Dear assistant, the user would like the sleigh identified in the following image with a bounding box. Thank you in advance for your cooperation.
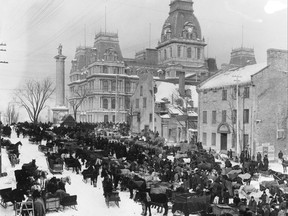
[172,193,210,216]
[212,204,238,216]
[46,157,63,174]
[105,190,120,208]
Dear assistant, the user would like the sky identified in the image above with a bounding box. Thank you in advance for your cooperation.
[0,0,287,121]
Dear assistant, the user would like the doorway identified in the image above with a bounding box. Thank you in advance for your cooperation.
[220,133,227,151]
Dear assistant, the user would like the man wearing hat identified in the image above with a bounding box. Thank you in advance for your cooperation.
[248,196,257,213]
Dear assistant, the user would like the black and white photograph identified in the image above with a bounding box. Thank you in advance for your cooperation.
[0,0,287,215]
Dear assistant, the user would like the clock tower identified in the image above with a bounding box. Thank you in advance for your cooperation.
[157,0,208,84]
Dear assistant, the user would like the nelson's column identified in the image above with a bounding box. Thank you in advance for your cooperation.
[52,44,68,124]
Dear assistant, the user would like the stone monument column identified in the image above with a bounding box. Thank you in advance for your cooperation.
[52,44,69,124]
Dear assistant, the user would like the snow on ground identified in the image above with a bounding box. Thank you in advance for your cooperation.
[0,130,285,216]
[0,131,149,216]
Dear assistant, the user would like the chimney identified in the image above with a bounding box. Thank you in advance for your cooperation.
[178,71,185,97]
[267,48,288,71]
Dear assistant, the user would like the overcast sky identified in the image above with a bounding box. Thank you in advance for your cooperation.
[0,0,287,121]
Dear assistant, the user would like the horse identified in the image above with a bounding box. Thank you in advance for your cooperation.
[6,141,22,158]
[281,158,288,173]
[64,158,82,174]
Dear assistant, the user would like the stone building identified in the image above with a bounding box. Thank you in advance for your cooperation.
[197,48,288,160]
[68,32,138,122]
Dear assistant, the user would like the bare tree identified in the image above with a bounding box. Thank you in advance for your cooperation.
[68,87,88,121]
[4,103,19,125]
[15,78,55,124]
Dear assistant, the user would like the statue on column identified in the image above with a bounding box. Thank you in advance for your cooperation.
[58,44,63,55]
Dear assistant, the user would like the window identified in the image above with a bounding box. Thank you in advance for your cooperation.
[243,134,249,149]
[111,98,116,109]
[104,115,109,122]
[177,46,181,57]
[197,47,201,59]
[212,133,216,146]
[103,66,108,73]
[125,98,130,109]
[244,87,250,98]
[243,109,249,124]
[125,82,131,93]
[212,111,217,124]
[222,89,227,100]
[113,67,119,74]
[149,113,152,122]
[143,97,147,108]
[170,47,173,58]
[164,49,167,60]
[102,80,108,91]
[203,111,207,123]
[111,81,116,91]
[232,109,237,124]
[222,110,226,122]
[136,99,139,108]
[103,98,108,109]
[140,86,143,96]
[277,129,285,139]
[202,132,207,145]
[187,47,192,58]
[112,115,115,122]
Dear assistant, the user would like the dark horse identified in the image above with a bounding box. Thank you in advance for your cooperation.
[133,180,169,216]
[6,141,22,158]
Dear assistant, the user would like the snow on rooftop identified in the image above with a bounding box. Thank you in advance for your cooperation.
[200,62,268,90]
[155,81,198,106]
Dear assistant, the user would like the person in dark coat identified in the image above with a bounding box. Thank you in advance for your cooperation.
[233,193,241,206]
[248,196,257,213]
[263,155,269,171]
[32,190,46,216]
[278,150,283,160]
[257,152,262,163]
[225,159,232,168]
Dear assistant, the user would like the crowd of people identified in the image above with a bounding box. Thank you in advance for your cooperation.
[4,121,288,216]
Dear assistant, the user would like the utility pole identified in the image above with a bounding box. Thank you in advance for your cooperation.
[233,75,242,156]
[0,43,8,64]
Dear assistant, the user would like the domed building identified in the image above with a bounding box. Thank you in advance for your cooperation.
[157,0,209,95]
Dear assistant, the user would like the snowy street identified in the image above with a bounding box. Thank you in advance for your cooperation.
[0,131,147,216]
[0,130,286,216]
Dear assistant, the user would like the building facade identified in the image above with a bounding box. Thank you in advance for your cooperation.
[197,49,288,160]
[157,0,209,86]
[68,32,138,123]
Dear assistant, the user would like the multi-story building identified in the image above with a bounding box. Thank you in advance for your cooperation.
[197,48,288,160]
[157,0,210,89]
[68,32,138,122]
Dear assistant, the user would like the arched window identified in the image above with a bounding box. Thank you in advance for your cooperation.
[111,81,116,91]
[111,98,116,109]
[170,47,173,58]
[187,47,192,58]
[164,49,167,60]
[103,98,108,109]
